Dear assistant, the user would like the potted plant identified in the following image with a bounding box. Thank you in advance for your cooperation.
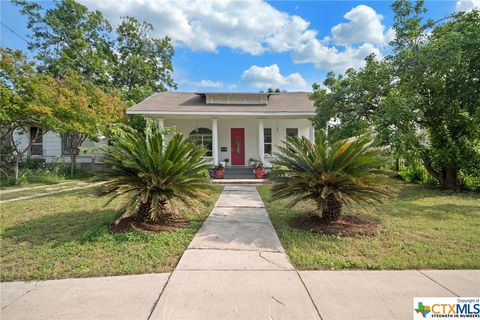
[214,163,225,179]
[252,161,265,179]
[249,157,258,168]
[224,158,230,167]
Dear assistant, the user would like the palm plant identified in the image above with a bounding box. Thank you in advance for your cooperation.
[98,121,212,226]
[271,131,394,222]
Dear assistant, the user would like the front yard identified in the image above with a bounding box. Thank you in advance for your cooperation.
[258,183,480,270]
[0,185,222,281]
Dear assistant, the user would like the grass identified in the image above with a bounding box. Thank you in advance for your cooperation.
[258,183,480,270]
[0,185,222,281]
[0,180,87,201]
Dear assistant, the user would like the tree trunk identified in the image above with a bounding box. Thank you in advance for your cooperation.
[439,167,460,190]
[395,158,400,173]
[70,154,77,178]
[422,155,460,190]
[321,193,343,222]
[14,155,20,184]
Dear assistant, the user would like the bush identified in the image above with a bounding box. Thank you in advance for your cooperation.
[0,157,86,187]
[398,161,437,185]
[97,121,212,226]
[271,131,395,222]
[460,171,480,191]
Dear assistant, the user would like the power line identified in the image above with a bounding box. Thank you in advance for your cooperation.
[1,22,31,46]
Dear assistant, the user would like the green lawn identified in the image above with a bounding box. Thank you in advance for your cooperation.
[0,185,222,281]
[258,183,480,270]
[0,180,90,201]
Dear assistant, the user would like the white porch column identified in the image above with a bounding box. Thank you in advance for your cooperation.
[212,119,219,165]
[157,118,164,127]
[309,123,315,143]
[258,119,265,163]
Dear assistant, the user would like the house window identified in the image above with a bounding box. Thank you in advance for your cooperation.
[61,136,70,155]
[30,127,43,155]
[286,128,298,138]
[189,128,212,157]
[264,128,272,156]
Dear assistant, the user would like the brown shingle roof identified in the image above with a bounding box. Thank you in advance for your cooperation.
[127,92,315,114]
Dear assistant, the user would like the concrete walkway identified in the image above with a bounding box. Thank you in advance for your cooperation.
[150,184,320,320]
[1,184,479,319]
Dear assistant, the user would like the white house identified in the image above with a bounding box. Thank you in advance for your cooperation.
[11,128,106,169]
[127,92,316,167]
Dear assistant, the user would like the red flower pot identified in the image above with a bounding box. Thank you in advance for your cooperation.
[215,168,224,179]
[255,168,265,179]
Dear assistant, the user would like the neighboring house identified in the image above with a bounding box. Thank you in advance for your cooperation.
[127,92,315,167]
[11,128,106,169]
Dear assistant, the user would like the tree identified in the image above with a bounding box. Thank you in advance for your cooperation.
[113,17,176,105]
[311,2,480,190]
[55,71,125,177]
[15,1,177,133]
[271,132,394,222]
[13,0,114,88]
[0,49,60,181]
[390,3,480,189]
[97,120,211,230]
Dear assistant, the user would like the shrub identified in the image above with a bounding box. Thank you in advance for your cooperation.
[271,131,395,222]
[398,161,437,185]
[97,121,212,226]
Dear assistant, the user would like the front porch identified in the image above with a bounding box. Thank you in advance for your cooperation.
[156,117,316,167]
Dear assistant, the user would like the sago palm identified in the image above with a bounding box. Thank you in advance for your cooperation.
[271,131,394,222]
[98,121,212,226]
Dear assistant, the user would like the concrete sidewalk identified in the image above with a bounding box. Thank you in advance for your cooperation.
[150,184,320,320]
[1,184,479,319]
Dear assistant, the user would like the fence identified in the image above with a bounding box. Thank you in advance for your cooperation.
[0,154,109,172]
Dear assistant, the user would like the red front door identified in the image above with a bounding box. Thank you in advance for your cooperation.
[231,128,245,165]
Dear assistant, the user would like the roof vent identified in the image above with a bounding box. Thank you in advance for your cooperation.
[196,93,272,105]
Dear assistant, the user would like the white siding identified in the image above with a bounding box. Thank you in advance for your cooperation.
[11,128,106,163]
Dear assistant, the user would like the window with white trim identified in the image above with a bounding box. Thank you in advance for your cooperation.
[189,128,212,156]
[264,128,272,156]
[286,128,298,138]
[30,127,43,155]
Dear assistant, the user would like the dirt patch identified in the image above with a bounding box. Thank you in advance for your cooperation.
[290,214,380,237]
[109,216,189,233]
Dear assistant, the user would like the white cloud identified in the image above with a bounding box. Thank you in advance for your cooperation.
[455,0,480,11]
[241,64,308,91]
[330,5,394,46]
[293,40,381,73]
[180,79,224,89]
[79,0,391,73]
[79,0,314,55]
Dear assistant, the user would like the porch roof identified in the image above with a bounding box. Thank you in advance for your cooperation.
[126,92,315,117]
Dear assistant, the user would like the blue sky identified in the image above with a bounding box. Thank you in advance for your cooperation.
[1,0,476,92]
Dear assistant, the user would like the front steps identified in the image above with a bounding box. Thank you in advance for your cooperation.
[224,166,255,179]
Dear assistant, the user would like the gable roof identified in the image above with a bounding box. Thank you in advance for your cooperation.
[126,92,315,116]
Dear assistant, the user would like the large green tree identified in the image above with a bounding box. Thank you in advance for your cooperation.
[13,0,114,88]
[1,49,64,180]
[55,71,125,177]
[114,17,176,104]
[0,48,126,180]
[15,1,177,132]
[311,2,480,190]
[390,2,480,189]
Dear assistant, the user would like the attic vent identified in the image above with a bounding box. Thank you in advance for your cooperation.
[200,93,270,105]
